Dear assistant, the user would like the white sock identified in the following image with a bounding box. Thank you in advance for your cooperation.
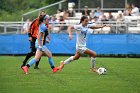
[91,57,96,68]
[64,56,74,64]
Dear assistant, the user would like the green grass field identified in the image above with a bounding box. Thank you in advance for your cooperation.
[0,56,140,93]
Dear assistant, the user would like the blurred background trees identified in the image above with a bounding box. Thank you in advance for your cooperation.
[0,0,61,21]
[0,0,139,21]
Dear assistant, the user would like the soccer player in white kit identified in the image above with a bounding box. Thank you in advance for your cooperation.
[58,16,107,73]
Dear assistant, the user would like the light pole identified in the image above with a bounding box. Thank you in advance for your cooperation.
[101,0,103,10]
[125,0,128,7]
[78,0,81,12]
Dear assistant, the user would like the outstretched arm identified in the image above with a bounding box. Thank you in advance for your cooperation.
[67,26,74,40]
[89,24,107,29]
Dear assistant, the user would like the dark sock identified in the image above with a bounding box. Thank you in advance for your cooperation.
[35,58,41,67]
[35,61,39,67]
[22,52,34,66]
[51,66,55,69]
[27,64,30,68]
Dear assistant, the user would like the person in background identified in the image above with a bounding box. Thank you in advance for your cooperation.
[68,0,78,11]
[58,16,66,33]
[116,11,126,33]
[21,11,46,69]
[49,16,58,33]
[55,9,64,20]
[49,16,57,24]
[123,3,132,16]
[116,11,124,23]
[82,6,90,17]
[94,7,103,19]
[99,12,108,22]
[107,12,116,34]
[67,9,76,17]
[131,3,139,16]
[90,9,95,19]
[21,18,31,34]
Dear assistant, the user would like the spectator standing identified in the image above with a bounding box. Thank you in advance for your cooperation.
[56,9,63,20]
[49,16,58,33]
[49,16,57,24]
[82,6,90,16]
[68,0,78,11]
[21,18,31,34]
[107,12,115,21]
[107,12,116,34]
[99,12,108,22]
[58,16,66,33]
[124,3,132,16]
[94,7,103,19]
[131,4,139,16]
[116,11,124,23]
[116,11,126,33]
[90,9,95,18]
[67,9,76,17]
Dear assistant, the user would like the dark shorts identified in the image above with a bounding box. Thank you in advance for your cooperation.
[30,37,37,53]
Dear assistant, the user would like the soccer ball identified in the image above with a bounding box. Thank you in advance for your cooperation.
[97,67,107,75]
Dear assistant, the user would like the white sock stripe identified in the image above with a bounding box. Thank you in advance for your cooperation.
[91,57,96,68]
[91,57,96,61]
[64,56,74,64]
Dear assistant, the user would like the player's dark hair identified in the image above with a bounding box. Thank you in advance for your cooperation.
[38,15,46,26]
[80,16,88,24]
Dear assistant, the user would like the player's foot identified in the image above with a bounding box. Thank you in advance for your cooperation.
[34,66,39,69]
[52,67,59,73]
[58,61,64,71]
[90,68,99,74]
[22,66,28,74]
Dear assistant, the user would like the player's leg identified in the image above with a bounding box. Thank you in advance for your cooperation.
[31,37,41,69]
[64,51,81,64]
[22,50,43,74]
[34,58,41,69]
[21,40,36,67]
[84,49,97,72]
[43,47,59,73]
[58,51,81,70]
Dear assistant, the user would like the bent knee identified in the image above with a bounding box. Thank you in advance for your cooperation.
[35,58,40,62]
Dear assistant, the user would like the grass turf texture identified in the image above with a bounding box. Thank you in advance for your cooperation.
[0,56,140,93]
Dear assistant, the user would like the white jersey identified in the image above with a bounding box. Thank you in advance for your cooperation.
[131,7,139,16]
[74,23,96,48]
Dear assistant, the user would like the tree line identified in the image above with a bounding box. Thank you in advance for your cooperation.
[0,0,61,21]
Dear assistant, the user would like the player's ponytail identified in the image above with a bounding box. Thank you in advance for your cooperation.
[79,16,88,24]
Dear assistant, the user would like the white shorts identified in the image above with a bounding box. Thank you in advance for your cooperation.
[76,46,87,54]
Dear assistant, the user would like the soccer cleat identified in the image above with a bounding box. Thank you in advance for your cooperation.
[21,64,25,68]
[90,68,99,75]
[52,67,59,73]
[58,61,64,71]
[22,66,28,74]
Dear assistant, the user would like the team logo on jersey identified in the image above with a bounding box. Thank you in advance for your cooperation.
[81,29,87,34]
[81,29,87,38]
